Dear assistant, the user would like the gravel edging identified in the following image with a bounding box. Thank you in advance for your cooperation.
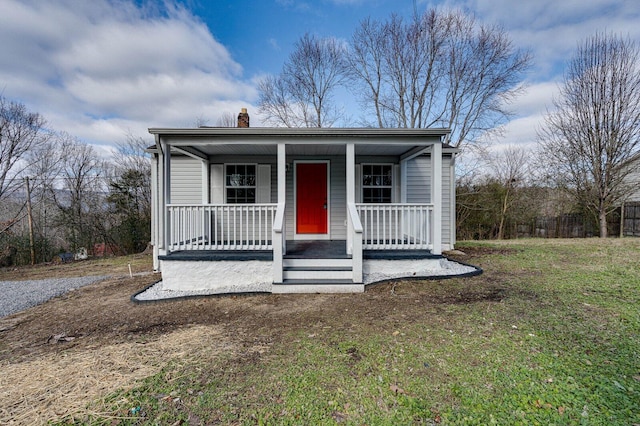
[132,258,482,303]
[0,276,109,318]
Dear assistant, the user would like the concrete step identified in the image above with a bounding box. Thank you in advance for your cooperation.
[283,268,353,280]
[272,281,364,294]
[282,258,352,268]
[281,278,354,284]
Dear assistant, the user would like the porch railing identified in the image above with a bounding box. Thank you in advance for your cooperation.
[355,203,433,250]
[167,204,277,251]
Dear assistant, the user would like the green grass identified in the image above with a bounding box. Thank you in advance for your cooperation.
[60,239,640,425]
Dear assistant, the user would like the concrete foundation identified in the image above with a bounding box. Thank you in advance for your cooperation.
[364,258,453,284]
[160,259,273,292]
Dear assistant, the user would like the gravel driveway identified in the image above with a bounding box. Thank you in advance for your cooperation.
[0,276,108,318]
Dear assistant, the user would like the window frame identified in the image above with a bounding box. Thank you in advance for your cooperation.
[361,163,394,204]
[224,163,258,204]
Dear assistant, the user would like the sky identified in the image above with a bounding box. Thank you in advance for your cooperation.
[1,0,639,156]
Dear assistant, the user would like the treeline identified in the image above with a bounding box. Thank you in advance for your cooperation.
[0,96,150,266]
[455,145,631,241]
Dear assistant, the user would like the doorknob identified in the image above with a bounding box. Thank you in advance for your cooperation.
[323,203,327,209]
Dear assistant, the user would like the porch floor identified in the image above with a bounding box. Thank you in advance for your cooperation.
[160,240,441,261]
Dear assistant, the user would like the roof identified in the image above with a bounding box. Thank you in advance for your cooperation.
[148,127,450,138]
[147,127,458,156]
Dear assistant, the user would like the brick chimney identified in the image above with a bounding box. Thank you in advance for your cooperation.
[237,108,249,128]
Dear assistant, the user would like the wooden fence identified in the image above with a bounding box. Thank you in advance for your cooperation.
[623,202,640,237]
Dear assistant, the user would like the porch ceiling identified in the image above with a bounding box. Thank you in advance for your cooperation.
[174,143,428,157]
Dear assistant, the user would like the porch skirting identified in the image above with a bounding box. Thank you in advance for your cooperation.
[153,256,478,295]
[160,259,273,292]
[363,258,451,284]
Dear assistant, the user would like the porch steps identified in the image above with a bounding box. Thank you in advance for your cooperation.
[274,257,364,292]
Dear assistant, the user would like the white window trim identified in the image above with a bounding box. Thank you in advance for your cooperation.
[224,163,258,204]
[361,163,394,204]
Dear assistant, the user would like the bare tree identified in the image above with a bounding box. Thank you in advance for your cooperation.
[113,133,151,177]
[112,133,152,215]
[347,9,531,147]
[350,12,448,129]
[481,145,530,239]
[194,115,210,127]
[107,133,152,253]
[258,75,308,127]
[347,17,387,128]
[216,112,237,127]
[51,133,108,251]
[0,96,50,202]
[442,13,530,147]
[258,33,348,127]
[538,33,640,237]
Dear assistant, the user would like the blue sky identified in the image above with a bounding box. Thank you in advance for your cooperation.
[1,0,639,155]
[195,0,420,76]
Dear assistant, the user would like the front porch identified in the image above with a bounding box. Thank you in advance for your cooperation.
[160,202,440,290]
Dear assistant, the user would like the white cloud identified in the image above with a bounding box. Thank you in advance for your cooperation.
[0,0,256,148]
[485,81,560,150]
[446,0,640,79]
[268,38,281,51]
[511,81,559,117]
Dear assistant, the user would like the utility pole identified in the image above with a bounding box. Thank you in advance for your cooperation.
[25,177,36,265]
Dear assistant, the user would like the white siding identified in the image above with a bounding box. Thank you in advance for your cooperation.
[405,155,453,246]
[443,156,453,247]
[171,156,203,204]
[626,166,640,202]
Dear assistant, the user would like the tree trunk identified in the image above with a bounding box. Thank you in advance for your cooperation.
[599,209,608,238]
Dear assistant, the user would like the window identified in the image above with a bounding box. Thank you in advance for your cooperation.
[362,164,392,203]
[225,164,256,203]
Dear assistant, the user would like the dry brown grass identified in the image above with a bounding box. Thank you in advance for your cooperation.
[0,324,233,424]
[0,253,153,281]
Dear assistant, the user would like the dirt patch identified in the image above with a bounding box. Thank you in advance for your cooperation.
[0,253,499,423]
[447,245,519,259]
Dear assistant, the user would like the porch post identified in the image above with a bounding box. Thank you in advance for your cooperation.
[400,161,407,203]
[151,153,160,270]
[273,143,286,283]
[162,140,171,253]
[201,159,209,203]
[346,143,355,255]
[431,142,442,255]
[278,143,286,203]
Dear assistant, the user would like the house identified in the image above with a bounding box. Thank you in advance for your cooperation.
[622,156,640,236]
[148,109,462,294]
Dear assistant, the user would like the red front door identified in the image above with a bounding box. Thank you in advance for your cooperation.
[296,163,328,234]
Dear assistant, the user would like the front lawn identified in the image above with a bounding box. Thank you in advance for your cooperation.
[47,239,640,424]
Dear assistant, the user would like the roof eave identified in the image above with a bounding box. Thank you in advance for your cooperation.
[148,127,451,138]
